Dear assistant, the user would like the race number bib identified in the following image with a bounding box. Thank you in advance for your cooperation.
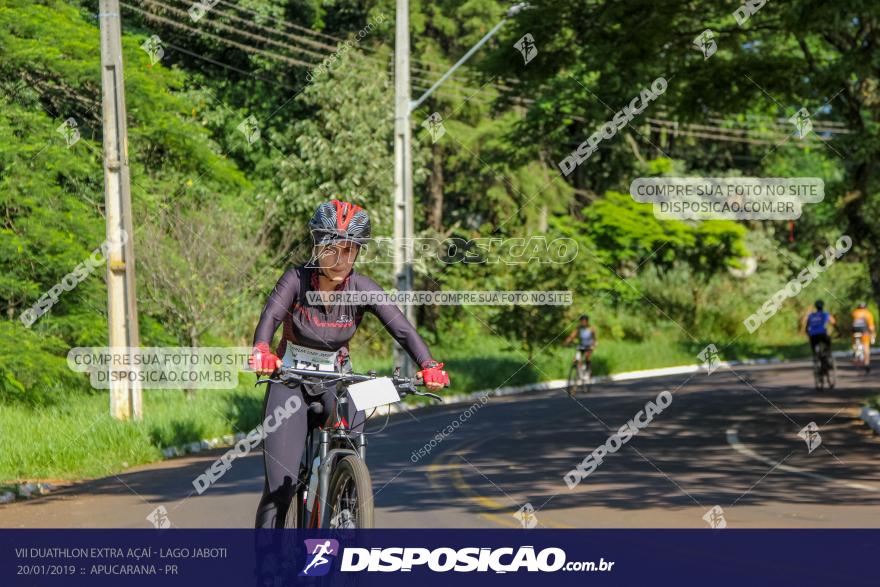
[282,343,338,372]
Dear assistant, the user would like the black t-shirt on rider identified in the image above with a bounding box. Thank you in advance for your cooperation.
[252,265,433,369]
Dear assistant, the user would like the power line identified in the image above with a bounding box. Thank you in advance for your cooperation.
[130,2,850,147]
[132,0,492,105]
[209,0,521,89]
[123,2,312,67]
[163,0,506,101]
[164,42,297,90]
[137,0,326,63]
[122,1,488,108]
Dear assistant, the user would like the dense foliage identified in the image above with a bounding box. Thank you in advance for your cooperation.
[1,0,873,406]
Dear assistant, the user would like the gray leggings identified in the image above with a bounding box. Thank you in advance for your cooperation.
[254,380,365,528]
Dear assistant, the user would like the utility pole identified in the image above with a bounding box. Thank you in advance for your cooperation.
[391,2,527,375]
[392,0,415,376]
[99,0,142,420]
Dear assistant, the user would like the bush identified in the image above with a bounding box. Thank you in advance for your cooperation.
[0,321,92,406]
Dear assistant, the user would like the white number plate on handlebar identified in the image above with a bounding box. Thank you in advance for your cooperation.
[347,377,401,411]
[282,344,338,372]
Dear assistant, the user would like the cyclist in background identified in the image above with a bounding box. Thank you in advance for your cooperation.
[565,314,597,371]
[805,300,836,366]
[851,302,876,373]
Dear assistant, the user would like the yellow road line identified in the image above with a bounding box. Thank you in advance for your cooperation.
[426,434,572,528]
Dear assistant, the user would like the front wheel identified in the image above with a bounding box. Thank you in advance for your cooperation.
[812,356,824,391]
[282,483,305,528]
[327,455,374,529]
[567,363,579,397]
[581,361,592,394]
[826,355,837,389]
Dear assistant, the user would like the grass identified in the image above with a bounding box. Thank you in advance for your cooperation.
[0,384,264,483]
[1,328,824,484]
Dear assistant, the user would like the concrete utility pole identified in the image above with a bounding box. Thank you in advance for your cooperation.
[392,0,415,375]
[99,0,142,420]
[392,2,528,374]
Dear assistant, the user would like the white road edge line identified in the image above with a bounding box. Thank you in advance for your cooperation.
[725,426,878,494]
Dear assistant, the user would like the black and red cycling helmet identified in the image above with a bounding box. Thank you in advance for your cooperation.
[308,199,371,246]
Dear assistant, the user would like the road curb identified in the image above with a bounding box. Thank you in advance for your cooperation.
[376,346,880,414]
[3,348,871,506]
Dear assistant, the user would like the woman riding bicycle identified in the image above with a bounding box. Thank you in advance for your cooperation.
[248,199,449,528]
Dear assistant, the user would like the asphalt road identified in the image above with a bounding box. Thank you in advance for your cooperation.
[2,361,880,529]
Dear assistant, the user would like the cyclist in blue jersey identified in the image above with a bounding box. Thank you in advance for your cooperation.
[805,300,836,363]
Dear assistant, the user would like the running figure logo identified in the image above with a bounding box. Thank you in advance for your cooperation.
[300,539,340,577]
[788,107,813,139]
[692,29,717,60]
[697,343,720,375]
[422,112,446,143]
[139,35,165,65]
[237,115,261,145]
[513,502,538,528]
[513,33,538,65]
[702,505,727,529]
[797,422,822,454]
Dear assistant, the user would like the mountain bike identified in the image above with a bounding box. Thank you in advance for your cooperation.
[567,347,592,396]
[852,332,870,373]
[812,339,836,390]
[257,366,442,529]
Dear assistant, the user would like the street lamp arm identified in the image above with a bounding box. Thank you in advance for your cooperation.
[408,17,509,113]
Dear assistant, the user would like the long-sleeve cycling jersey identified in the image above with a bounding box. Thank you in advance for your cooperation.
[252,265,433,368]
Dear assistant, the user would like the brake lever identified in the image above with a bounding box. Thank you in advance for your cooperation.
[255,372,304,387]
[412,389,443,402]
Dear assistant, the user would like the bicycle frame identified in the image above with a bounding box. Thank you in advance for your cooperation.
[853,333,867,364]
[257,365,442,529]
[304,413,366,529]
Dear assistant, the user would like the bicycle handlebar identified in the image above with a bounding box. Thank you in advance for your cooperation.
[255,366,444,402]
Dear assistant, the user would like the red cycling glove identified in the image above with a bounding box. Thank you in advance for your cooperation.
[249,342,280,373]
[419,361,450,387]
